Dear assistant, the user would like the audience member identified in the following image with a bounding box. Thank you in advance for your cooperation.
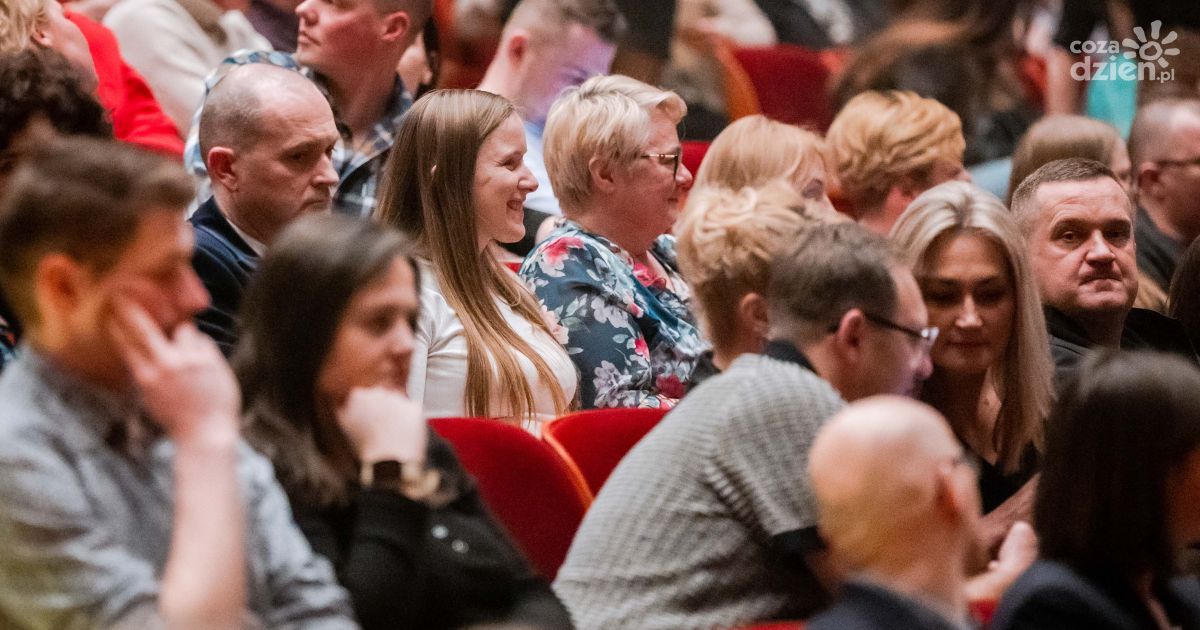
[184,0,432,217]
[1127,98,1200,300]
[1010,157,1197,383]
[1007,115,1132,201]
[807,396,1034,630]
[0,0,182,156]
[693,114,840,220]
[520,74,704,409]
[826,90,969,235]
[553,223,934,629]
[103,0,270,133]
[191,63,339,354]
[891,181,1053,551]
[377,89,574,432]
[246,0,302,51]
[475,0,622,218]
[1170,237,1200,348]
[993,350,1200,629]
[0,138,354,627]
[751,0,885,49]
[675,182,834,386]
[834,0,1038,166]
[237,213,572,629]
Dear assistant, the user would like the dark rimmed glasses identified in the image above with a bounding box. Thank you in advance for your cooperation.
[828,312,939,352]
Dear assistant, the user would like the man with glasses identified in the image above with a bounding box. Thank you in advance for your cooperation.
[1128,97,1200,300]
[553,223,935,630]
[1011,157,1198,384]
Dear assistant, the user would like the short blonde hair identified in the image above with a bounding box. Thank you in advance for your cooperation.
[695,115,829,191]
[543,74,686,213]
[826,90,965,212]
[0,0,45,54]
[675,181,817,349]
[890,181,1054,472]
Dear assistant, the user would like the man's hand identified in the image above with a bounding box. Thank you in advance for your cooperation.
[337,386,427,465]
[108,297,240,446]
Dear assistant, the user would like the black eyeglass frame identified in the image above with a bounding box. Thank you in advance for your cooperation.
[641,152,681,178]
[826,312,939,348]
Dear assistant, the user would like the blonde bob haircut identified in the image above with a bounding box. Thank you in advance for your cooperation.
[0,0,44,54]
[890,181,1054,473]
[676,180,816,350]
[694,115,829,191]
[376,89,570,422]
[826,90,965,211]
[543,74,686,214]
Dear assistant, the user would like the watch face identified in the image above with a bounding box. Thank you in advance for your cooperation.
[372,459,403,484]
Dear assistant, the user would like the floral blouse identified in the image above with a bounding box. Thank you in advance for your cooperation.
[519,222,707,409]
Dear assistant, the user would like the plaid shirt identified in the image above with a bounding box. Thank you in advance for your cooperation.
[183,49,412,218]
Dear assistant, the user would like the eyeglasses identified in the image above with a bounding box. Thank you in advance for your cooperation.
[641,152,681,178]
[864,312,939,351]
[1156,155,1200,169]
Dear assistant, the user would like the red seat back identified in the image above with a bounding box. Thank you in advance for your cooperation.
[732,45,834,131]
[682,140,710,179]
[428,417,592,579]
[542,407,669,495]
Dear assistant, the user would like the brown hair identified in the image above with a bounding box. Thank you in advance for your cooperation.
[1010,158,1126,233]
[0,137,192,327]
[377,89,570,421]
[1007,115,1122,205]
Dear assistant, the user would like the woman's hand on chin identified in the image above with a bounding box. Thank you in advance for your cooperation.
[336,386,428,465]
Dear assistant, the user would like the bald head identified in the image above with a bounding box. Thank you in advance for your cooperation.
[199,64,333,161]
[809,396,975,569]
[1128,98,1200,167]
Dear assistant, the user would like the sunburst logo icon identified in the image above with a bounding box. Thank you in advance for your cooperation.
[1122,20,1180,68]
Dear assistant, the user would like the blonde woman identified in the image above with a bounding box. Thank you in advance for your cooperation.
[693,114,839,220]
[376,89,575,433]
[890,180,1054,544]
[675,181,840,386]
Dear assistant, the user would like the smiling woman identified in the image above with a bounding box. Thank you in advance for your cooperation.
[376,89,575,433]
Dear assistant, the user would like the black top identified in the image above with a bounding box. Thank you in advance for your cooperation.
[685,349,721,393]
[751,0,887,48]
[1044,305,1198,386]
[189,197,260,356]
[994,560,1200,630]
[292,434,572,630]
[1054,0,1200,51]
[1135,206,1182,295]
[808,580,966,630]
[972,445,1039,515]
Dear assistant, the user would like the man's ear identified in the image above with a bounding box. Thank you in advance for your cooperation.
[588,156,617,194]
[33,253,86,325]
[1135,161,1162,197]
[504,30,530,65]
[207,147,238,192]
[830,308,867,362]
[738,292,770,341]
[29,23,53,49]
[380,10,411,44]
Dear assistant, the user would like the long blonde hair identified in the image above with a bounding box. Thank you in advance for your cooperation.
[377,89,570,421]
[891,181,1053,472]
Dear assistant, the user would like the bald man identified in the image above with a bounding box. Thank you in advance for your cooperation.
[808,397,1035,629]
[192,63,339,354]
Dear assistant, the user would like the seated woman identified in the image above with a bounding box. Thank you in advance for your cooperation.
[692,114,840,221]
[675,181,838,387]
[520,74,705,409]
[890,181,1054,545]
[993,351,1200,629]
[376,89,575,433]
[236,214,572,630]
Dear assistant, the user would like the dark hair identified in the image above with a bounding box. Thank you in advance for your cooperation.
[0,137,193,327]
[235,213,419,507]
[1010,157,1125,231]
[768,222,898,338]
[0,48,110,153]
[1036,351,1200,580]
[1169,238,1200,347]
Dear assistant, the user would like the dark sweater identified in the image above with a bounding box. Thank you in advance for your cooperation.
[291,434,572,630]
[189,198,259,356]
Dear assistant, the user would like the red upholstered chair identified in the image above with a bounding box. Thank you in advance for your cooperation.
[681,141,710,179]
[428,417,593,579]
[541,407,669,495]
[731,45,834,132]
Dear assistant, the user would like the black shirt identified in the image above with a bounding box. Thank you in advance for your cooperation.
[1135,206,1182,294]
[1045,305,1198,387]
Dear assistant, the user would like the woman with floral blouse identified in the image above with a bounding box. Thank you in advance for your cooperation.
[520,75,706,409]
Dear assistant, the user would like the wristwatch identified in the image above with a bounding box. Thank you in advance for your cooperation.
[361,459,441,500]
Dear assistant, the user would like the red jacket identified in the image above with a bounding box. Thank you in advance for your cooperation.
[67,11,184,158]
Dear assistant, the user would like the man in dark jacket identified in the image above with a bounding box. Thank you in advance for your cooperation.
[192,62,339,354]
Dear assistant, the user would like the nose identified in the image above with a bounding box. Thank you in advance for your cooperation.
[388,322,415,363]
[179,267,210,316]
[956,296,982,329]
[1084,230,1116,263]
[314,154,338,188]
[676,161,694,192]
[519,163,538,194]
[295,0,314,20]
[914,348,934,382]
